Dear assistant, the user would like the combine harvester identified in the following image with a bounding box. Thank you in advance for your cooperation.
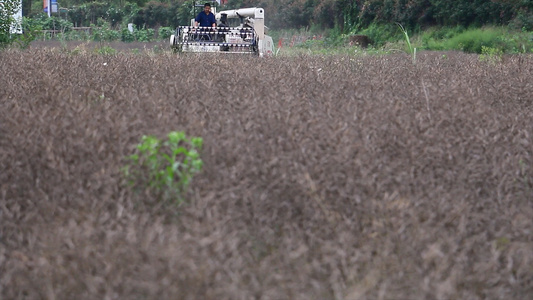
[170,7,274,57]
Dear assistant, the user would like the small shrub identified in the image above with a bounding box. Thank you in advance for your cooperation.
[42,16,72,32]
[158,26,173,40]
[121,27,135,42]
[69,43,90,55]
[123,131,203,206]
[443,27,505,53]
[420,26,466,50]
[423,26,467,41]
[420,26,533,54]
[499,32,533,54]
[357,23,403,48]
[93,45,117,55]
[479,46,503,64]
[61,30,91,41]
[91,23,120,42]
[296,39,326,49]
[323,26,346,47]
[133,28,154,42]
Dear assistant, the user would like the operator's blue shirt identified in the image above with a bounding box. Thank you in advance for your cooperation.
[195,12,216,27]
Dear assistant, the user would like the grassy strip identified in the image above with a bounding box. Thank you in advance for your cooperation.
[272,25,533,56]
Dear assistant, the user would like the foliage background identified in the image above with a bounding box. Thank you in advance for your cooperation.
[19,0,533,31]
[2,0,527,51]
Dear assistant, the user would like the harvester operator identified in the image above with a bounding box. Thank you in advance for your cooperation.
[195,3,217,28]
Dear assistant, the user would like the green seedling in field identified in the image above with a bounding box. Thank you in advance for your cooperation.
[123,131,203,206]
[396,23,416,64]
[479,46,503,64]
[93,45,117,55]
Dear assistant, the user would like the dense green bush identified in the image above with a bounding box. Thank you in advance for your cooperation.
[420,26,466,50]
[91,23,120,41]
[133,27,154,42]
[121,28,135,42]
[500,31,533,53]
[357,22,404,47]
[419,26,533,53]
[93,45,118,55]
[158,26,173,40]
[443,28,504,53]
[42,16,73,32]
[296,39,326,49]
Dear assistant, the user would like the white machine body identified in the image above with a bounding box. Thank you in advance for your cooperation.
[170,7,274,57]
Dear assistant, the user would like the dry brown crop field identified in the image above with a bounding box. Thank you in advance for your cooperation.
[1,47,533,299]
[28,40,168,53]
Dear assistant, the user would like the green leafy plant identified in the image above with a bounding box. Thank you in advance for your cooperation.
[120,27,135,42]
[357,23,401,48]
[40,16,72,32]
[133,27,155,42]
[123,131,203,205]
[93,45,117,55]
[479,46,503,64]
[158,26,174,40]
[91,20,120,42]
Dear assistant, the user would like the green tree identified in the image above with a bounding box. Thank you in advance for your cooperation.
[143,1,172,27]
[14,0,532,35]
[0,0,22,46]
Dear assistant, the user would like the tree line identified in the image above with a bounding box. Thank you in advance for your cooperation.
[260,0,532,31]
[16,0,533,32]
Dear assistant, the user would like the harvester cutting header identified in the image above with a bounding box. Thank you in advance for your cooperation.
[170,4,274,57]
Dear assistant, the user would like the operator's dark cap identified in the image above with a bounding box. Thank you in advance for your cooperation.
[204,2,211,7]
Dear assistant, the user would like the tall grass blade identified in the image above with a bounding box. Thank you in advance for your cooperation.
[396,23,416,64]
